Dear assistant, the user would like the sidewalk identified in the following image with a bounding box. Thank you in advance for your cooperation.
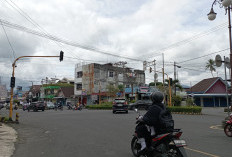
[201,107,228,117]
[0,123,17,157]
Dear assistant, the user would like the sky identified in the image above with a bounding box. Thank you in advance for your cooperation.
[0,0,231,90]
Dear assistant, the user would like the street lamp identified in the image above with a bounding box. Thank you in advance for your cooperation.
[208,0,232,110]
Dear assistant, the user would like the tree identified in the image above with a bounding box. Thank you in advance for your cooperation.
[205,59,216,77]
[149,82,163,87]
[165,79,183,92]
[118,84,124,92]
[106,85,119,98]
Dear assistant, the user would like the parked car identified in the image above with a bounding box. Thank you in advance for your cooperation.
[46,102,55,110]
[128,99,152,110]
[27,101,45,112]
[112,98,128,114]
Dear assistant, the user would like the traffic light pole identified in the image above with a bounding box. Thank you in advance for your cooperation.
[9,54,63,121]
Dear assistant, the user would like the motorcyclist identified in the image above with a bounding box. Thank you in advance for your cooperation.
[136,91,165,156]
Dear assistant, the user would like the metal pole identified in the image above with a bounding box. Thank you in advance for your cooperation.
[228,7,232,111]
[9,63,15,121]
[154,59,156,87]
[162,53,165,87]
[8,55,61,120]
[169,77,172,106]
[224,56,230,116]
[174,62,176,96]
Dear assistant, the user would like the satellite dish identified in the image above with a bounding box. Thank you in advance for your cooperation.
[225,57,231,69]
[215,55,222,67]
[154,73,158,79]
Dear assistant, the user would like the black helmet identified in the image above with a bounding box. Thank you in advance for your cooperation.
[150,91,164,103]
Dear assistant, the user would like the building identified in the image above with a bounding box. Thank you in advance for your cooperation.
[56,86,75,105]
[27,85,42,102]
[74,63,145,105]
[186,77,230,107]
[0,84,7,101]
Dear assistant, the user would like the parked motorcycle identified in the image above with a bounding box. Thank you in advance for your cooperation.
[73,105,82,111]
[67,104,73,110]
[55,104,63,111]
[131,109,187,157]
[224,113,232,137]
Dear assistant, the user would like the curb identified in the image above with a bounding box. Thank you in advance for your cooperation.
[172,112,202,115]
[0,123,17,157]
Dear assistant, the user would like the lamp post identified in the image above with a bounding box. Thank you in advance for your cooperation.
[208,0,232,109]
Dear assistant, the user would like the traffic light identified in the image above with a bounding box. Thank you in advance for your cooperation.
[10,77,15,88]
[59,51,64,62]
[149,67,152,73]
[169,78,172,85]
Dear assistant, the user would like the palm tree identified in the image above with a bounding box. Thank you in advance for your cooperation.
[205,59,216,77]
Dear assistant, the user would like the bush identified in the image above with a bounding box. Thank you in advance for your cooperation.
[167,106,202,114]
[186,98,194,106]
[130,100,136,103]
[172,95,182,106]
[86,104,112,110]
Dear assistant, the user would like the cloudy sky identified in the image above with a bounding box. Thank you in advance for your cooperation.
[0,0,231,89]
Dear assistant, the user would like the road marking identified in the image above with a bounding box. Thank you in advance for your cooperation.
[185,147,220,157]
[210,125,223,131]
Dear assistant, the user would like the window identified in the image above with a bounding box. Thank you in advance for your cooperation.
[76,84,82,90]
[126,84,130,88]
[77,71,83,78]
[109,71,114,77]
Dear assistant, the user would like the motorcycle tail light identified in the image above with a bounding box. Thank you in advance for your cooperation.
[175,132,182,138]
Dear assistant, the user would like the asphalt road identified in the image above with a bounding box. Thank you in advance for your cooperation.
[8,108,232,157]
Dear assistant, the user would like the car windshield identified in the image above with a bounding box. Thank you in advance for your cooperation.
[114,99,125,103]
[47,102,54,106]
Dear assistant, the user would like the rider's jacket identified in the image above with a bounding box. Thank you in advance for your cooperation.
[142,102,164,130]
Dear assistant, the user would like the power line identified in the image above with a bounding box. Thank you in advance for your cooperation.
[141,22,227,60]
[177,48,229,64]
[0,19,143,62]
[2,0,83,61]
[0,20,16,62]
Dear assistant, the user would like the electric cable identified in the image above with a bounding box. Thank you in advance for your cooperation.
[0,20,16,62]
[0,19,143,62]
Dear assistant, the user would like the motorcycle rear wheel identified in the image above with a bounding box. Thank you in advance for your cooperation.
[131,136,141,157]
[224,124,232,137]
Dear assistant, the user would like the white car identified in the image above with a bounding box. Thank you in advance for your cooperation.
[46,102,55,109]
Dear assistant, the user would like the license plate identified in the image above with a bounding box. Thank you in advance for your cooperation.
[117,104,123,107]
[173,140,187,146]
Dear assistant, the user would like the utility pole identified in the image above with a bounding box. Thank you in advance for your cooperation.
[162,53,165,87]
[153,59,156,87]
[114,61,127,98]
[174,62,176,96]
[173,62,181,96]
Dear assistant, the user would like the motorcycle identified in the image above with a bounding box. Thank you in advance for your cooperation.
[224,113,232,137]
[55,104,63,111]
[131,109,187,157]
[73,105,82,111]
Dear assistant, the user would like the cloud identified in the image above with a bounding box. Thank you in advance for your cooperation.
[0,0,230,90]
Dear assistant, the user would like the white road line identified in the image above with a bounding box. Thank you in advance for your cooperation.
[210,125,223,131]
[185,147,220,157]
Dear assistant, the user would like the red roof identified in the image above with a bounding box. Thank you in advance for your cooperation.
[187,77,226,93]
[60,86,74,97]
